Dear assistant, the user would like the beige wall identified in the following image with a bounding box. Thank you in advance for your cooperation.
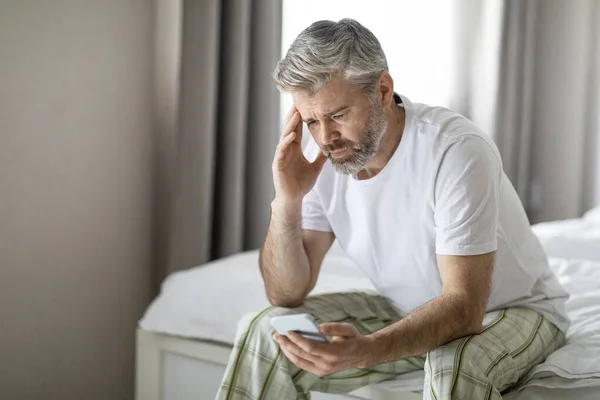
[0,1,155,399]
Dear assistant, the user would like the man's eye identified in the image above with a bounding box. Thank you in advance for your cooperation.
[333,113,345,119]
[306,121,316,126]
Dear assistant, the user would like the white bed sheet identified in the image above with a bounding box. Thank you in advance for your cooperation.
[532,207,600,262]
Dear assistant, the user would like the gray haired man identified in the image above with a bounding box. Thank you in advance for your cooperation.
[216,19,568,400]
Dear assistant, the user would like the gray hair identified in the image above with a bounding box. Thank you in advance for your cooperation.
[273,18,388,96]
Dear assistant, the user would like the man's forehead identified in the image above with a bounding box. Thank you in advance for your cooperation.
[293,80,354,113]
[294,95,347,112]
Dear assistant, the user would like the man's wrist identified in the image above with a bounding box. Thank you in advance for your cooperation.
[362,333,388,367]
[271,197,303,228]
[271,197,302,214]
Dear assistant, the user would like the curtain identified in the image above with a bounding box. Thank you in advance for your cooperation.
[493,0,537,211]
[455,0,600,223]
[154,0,282,282]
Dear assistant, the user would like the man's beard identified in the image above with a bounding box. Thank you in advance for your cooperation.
[322,101,387,175]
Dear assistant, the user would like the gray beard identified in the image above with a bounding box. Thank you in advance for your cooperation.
[327,102,387,175]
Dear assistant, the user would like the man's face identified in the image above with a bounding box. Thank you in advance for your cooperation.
[293,77,387,175]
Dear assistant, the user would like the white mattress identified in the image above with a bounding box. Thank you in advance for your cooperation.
[140,207,600,394]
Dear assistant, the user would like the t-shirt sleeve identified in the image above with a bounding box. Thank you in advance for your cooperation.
[434,135,502,256]
[301,189,333,232]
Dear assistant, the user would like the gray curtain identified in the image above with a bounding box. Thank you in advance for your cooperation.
[155,0,282,280]
[493,0,537,212]
[455,0,600,223]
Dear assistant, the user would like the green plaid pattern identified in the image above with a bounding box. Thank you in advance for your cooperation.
[216,291,564,400]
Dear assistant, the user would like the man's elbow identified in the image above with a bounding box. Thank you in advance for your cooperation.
[463,317,484,335]
[455,296,486,336]
[267,295,305,309]
[264,282,311,309]
[265,286,308,308]
[461,306,486,335]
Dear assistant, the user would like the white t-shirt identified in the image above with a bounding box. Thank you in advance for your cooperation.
[302,94,570,333]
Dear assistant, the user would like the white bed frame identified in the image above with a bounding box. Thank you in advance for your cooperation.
[135,328,422,400]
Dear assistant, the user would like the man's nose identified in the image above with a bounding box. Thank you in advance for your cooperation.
[319,121,340,146]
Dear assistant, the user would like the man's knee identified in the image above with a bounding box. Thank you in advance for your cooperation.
[425,335,514,399]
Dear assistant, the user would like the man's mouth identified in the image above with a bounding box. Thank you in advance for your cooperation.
[330,148,348,158]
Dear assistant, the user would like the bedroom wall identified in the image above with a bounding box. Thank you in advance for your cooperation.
[0,1,155,399]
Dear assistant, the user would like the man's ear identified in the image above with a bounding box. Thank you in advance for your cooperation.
[376,72,394,109]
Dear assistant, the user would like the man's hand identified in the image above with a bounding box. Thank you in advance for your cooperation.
[273,106,327,204]
[273,323,374,377]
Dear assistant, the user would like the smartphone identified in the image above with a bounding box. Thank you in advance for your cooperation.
[270,313,329,342]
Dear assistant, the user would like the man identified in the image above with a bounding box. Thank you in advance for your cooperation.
[216,19,568,400]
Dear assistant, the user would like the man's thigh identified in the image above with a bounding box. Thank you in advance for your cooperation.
[426,307,565,397]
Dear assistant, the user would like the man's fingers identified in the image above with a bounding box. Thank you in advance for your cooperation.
[273,132,298,169]
[280,345,327,376]
[286,331,330,357]
[280,111,300,141]
[282,113,299,139]
[275,334,337,377]
[293,112,304,143]
[276,335,322,364]
[279,130,296,145]
[284,105,297,122]
[277,132,296,156]
[319,323,357,338]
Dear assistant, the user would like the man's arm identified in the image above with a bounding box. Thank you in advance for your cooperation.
[261,104,332,308]
[366,252,494,364]
[364,137,499,364]
[259,199,335,308]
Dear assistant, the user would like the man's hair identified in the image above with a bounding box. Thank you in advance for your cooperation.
[273,19,388,96]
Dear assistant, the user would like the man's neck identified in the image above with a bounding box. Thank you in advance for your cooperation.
[355,104,405,180]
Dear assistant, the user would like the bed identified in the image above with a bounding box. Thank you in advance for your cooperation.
[136,207,600,400]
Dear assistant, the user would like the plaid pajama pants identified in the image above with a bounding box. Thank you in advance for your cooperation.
[216,291,565,400]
